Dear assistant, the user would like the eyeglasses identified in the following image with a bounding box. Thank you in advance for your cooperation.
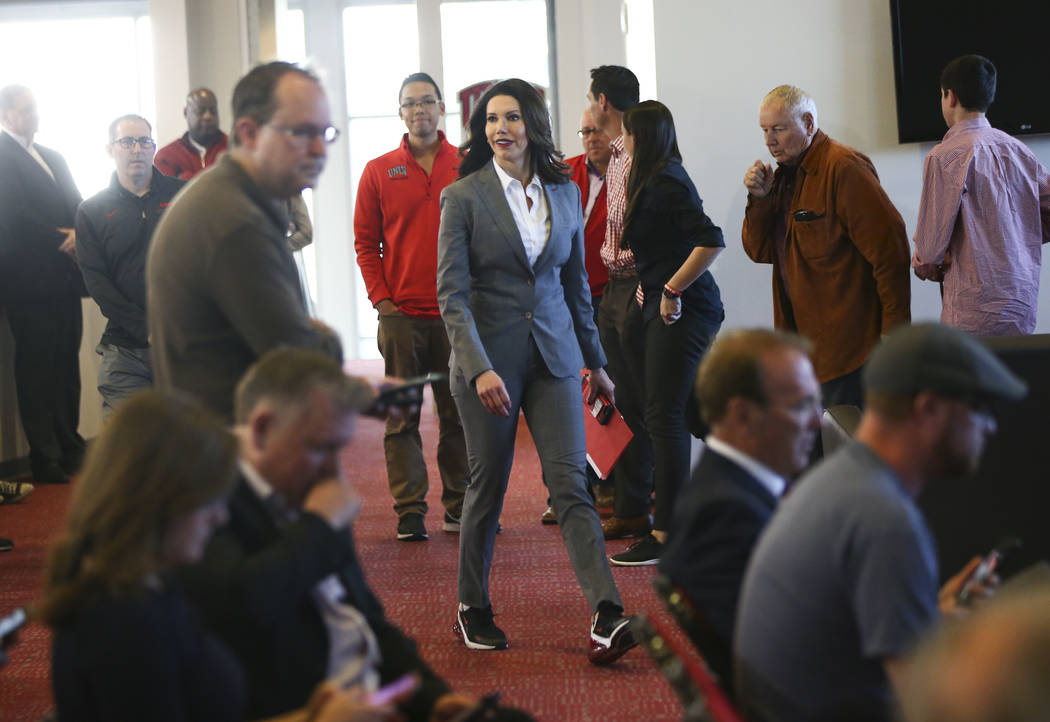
[112,136,156,150]
[399,98,439,111]
[267,123,341,144]
[577,128,603,138]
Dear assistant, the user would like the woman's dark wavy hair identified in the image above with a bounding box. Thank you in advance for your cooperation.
[621,100,682,249]
[458,78,569,184]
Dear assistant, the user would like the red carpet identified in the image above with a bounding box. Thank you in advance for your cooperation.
[0,363,695,721]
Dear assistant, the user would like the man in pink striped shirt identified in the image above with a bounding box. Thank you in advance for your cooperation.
[913,55,1050,336]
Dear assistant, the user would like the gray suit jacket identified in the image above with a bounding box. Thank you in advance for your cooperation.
[437,161,605,385]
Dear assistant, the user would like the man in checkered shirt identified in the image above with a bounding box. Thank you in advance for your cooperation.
[585,66,655,557]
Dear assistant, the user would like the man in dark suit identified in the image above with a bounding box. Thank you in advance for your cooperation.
[183,348,472,721]
[659,328,821,689]
[0,85,85,484]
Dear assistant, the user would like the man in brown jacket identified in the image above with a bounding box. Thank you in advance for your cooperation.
[742,85,910,407]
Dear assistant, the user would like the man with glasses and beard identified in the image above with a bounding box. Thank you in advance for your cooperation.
[76,114,184,417]
[148,62,343,421]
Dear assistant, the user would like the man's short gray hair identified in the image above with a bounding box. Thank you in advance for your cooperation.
[763,85,819,130]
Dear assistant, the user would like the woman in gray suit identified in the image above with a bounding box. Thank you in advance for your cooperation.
[437,79,634,664]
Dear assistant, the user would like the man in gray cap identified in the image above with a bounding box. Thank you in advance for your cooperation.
[734,322,1026,722]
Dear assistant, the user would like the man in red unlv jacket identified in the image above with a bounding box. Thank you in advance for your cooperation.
[353,72,466,543]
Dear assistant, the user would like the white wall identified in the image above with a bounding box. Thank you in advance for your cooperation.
[653,0,1050,332]
[553,0,626,153]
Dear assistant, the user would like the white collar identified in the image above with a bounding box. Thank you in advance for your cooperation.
[705,435,786,499]
[492,156,541,194]
[239,458,275,501]
[3,127,32,149]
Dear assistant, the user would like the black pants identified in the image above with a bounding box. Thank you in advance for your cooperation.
[643,310,720,531]
[596,277,653,519]
[5,296,84,468]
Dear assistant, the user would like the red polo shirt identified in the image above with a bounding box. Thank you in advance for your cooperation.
[354,132,460,318]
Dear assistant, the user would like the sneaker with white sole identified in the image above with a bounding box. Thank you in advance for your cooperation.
[443,511,461,533]
[609,533,662,566]
[396,513,428,541]
[0,480,33,505]
[453,605,508,650]
[588,601,637,665]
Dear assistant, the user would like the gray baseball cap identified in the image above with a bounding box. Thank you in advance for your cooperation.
[863,323,1027,401]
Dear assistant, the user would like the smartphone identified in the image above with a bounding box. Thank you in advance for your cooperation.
[372,373,447,410]
[957,536,1022,605]
[367,673,419,705]
[0,608,26,642]
[590,395,614,425]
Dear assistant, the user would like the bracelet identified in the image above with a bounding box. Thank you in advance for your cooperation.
[662,284,682,299]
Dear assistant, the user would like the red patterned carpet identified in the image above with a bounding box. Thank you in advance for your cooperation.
[0,363,694,721]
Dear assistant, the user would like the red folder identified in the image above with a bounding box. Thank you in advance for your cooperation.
[581,372,634,480]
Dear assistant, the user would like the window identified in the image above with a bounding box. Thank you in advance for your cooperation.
[0,2,154,198]
[439,0,551,145]
[276,0,555,358]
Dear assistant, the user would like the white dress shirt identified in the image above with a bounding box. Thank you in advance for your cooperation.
[3,127,55,181]
[492,157,550,266]
[705,436,786,499]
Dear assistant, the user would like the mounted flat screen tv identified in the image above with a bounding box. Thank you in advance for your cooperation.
[889,0,1050,143]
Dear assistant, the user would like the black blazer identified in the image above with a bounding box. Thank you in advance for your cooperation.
[621,158,724,325]
[0,131,84,303]
[659,447,778,688]
[182,478,450,721]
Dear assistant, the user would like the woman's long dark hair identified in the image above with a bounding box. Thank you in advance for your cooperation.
[458,78,569,184]
[621,100,682,248]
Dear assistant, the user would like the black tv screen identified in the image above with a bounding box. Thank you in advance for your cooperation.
[890,0,1050,143]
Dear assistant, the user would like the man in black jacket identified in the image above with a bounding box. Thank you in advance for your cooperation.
[659,328,821,690]
[76,114,184,417]
[0,85,85,484]
[183,348,469,721]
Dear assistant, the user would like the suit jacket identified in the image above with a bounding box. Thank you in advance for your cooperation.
[0,131,84,302]
[182,479,449,721]
[659,446,778,688]
[436,161,606,386]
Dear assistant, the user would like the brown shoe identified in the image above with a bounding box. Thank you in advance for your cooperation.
[541,505,557,525]
[593,489,615,511]
[602,514,651,540]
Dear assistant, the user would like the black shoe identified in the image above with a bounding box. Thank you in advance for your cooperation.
[0,480,34,504]
[443,511,461,533]
[59,446,85,476]
[609,533,662,566]
[454,606,508,650]
[541,505,557,525]
[588,602,637,665]
[396,513,428,541]
[0,538,12,552]
[32,461,69,485]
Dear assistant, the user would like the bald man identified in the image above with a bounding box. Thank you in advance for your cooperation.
[155,87,228,179]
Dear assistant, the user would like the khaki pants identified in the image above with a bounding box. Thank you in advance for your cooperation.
[377,311,467,518]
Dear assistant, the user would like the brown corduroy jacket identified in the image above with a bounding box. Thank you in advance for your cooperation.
[742,131,911,383]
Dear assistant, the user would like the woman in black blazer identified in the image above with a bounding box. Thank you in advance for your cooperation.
[610,100,725,566]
